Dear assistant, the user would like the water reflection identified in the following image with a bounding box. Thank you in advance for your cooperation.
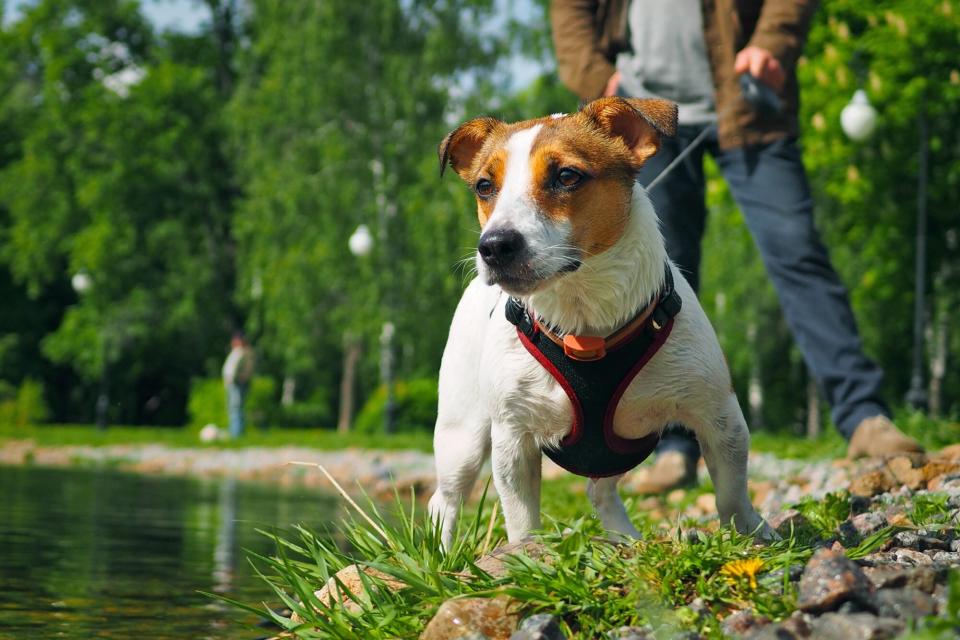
[0,465,334,639]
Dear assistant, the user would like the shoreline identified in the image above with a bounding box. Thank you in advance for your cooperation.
[0,439,437,497]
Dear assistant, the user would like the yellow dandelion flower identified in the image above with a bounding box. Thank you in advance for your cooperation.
[720,558,764,590]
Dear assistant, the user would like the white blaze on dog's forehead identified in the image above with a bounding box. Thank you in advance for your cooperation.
[497,124,542,206]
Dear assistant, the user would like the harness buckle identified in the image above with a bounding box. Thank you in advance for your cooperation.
[563,335,606,361]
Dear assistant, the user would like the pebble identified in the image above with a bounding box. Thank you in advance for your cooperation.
[797,548,876,613]
[721,609,770,636]
[807,612,904,640]
[509,614,566,640]
[874,587,937,620]
[420,596,521,640]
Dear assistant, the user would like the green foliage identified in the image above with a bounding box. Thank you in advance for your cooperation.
[793,491,851,538]
[0,379,50,427]
[187,377,278,429]
[354,378,439,435]
[910,493,953,528]
[234,488,818,639]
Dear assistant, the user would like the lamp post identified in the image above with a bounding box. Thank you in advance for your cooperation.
[72,271,109,430]
[840,89,928,411]
[347,224,395,434]
[905,99,929,411]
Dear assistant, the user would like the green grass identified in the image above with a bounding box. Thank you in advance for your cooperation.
[0,423,433,452]
[229,468,960,639]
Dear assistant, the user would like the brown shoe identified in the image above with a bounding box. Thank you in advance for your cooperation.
[847,415,925,459]
[629,450,699,494]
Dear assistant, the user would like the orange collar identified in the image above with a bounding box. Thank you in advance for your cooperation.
[534,297,661,362]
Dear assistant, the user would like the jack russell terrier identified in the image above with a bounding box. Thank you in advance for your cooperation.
[429,97,773,547]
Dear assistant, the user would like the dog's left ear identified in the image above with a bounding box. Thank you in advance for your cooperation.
[438,116,502,179]
[580,97,678,165]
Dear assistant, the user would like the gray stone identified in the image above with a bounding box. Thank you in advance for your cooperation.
[510,614,566,640]
[460,634,492,640]
[875,587,937,620]
[839,512,886,545]
[798,548,877,613]
[892,531,920,549]
[721,609,770,637]
[863,566,939,593]
[742,612,812,639]
[929,550,960,564]
[605,626,652,640]
[809,613,903,640]
[849,494,872,515]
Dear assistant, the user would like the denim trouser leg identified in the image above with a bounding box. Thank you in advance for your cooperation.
[637,125,711,459]
[227,383,247,438]
[714,137,889,437]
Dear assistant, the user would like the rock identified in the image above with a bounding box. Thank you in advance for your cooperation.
[797,548,877,613]
[893,548,935,566]
[850,470,896,498]
[838,511,886,545]
[887,456,927,490]
[934,444,960,461]
[722,609,770,636]
[929,474,960,494]
[769,509,815,538]
[420,596,521,640]
[863,566,939,593]
[605,626,653,640]
[509,614,566,640]
[742,612,812,639]
[929,551,960,564]
[309,564,405,614]
[807,612,904,640]
[694,493,716,515]
[892,531,920,549]
[875,587,937,619]
[849,494,872,515]
[474,541,548,579]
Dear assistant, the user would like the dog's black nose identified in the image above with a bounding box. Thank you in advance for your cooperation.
[478,229,525,268]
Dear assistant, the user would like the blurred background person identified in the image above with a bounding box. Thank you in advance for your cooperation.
[222,331,256,438]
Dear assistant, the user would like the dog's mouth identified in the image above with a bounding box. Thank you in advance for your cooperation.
[482,255,582,295]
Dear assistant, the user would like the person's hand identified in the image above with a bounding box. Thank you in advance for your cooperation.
[603,70,621,97]
[734,46,785,92]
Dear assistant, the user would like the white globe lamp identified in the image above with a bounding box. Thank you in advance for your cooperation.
[348,224,374,257]
[840,89,878,141]
[71,270,92,294]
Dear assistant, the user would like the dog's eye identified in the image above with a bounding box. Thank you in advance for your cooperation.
[475,178,494,198]
[556,168,584,189]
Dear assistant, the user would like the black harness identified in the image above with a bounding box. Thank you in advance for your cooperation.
[505,265,682,478]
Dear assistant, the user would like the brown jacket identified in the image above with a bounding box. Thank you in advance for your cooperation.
[550,0,818,149]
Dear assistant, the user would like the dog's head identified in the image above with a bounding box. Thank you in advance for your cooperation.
[439,97,677,296]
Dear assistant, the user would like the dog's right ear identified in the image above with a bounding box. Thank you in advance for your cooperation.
[438,117,502,179]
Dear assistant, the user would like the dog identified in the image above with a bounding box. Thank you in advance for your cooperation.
[428,97,773,548]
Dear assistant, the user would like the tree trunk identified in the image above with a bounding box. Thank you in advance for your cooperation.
[337,335,361,433]
[806,375,821,439]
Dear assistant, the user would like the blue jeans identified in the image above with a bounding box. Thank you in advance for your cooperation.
[227,383,248,438]
[637,126,889,456]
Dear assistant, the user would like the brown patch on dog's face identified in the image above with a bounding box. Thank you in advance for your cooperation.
[438,99,677,292]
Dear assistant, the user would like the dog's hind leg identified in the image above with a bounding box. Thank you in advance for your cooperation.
[697,393,776,540]
[429,416,490,550]
[587,475,640,539]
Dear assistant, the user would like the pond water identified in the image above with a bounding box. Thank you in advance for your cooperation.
[0,465,336,639]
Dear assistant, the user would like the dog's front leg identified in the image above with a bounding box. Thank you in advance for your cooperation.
[698,393,776,540]
[587,476,641,540]
[490,424,542,542]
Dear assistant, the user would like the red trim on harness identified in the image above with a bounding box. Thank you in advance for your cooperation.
[602,317,675,455]
[517,328,584,448]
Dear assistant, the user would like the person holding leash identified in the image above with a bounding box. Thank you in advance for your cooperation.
[551,0,922,492]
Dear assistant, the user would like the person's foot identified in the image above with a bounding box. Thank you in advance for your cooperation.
[630,450,699,494]
[847,415,925,459]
